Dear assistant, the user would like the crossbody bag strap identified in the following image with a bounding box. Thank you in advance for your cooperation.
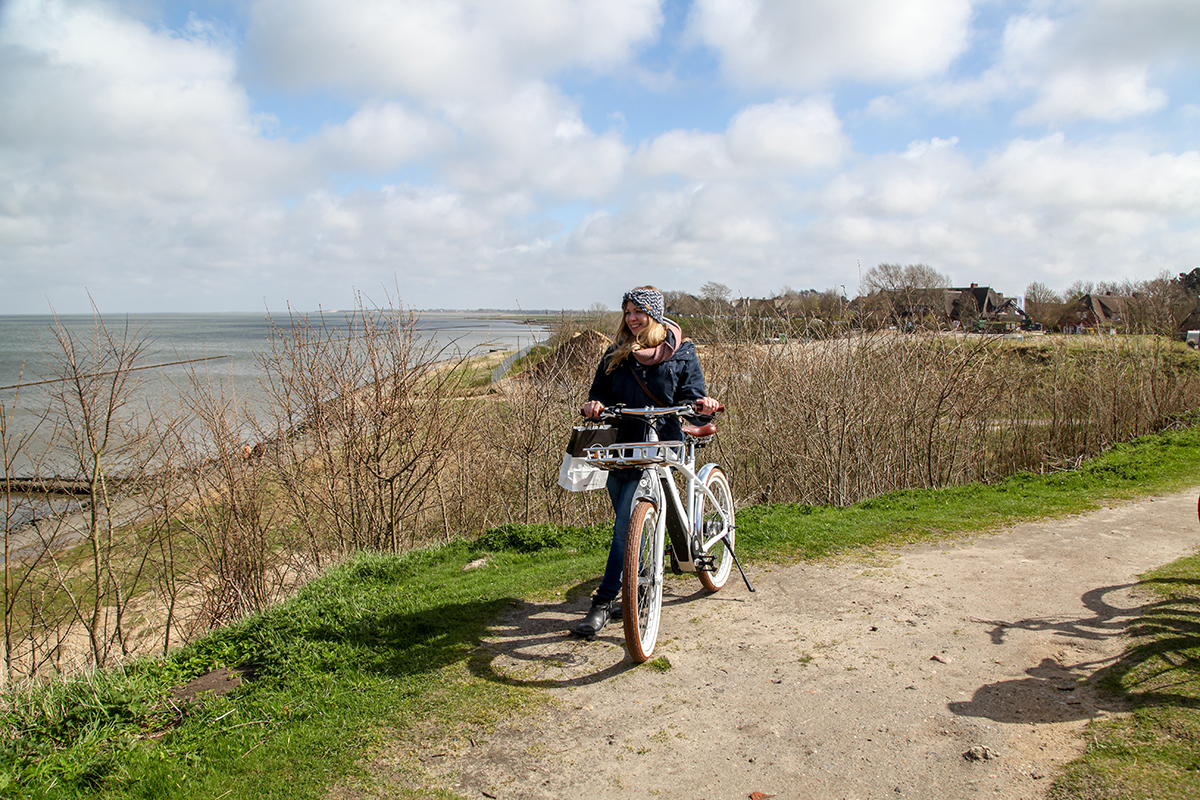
[628,362,667,407]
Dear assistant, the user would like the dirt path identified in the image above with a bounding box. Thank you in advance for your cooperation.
[446,487,1200,800]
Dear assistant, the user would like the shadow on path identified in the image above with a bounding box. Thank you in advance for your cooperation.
[466,578,717,689]
[950,579,1200,723]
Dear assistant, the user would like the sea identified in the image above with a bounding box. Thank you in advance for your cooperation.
[0,311,549,525]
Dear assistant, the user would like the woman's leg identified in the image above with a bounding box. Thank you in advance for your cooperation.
[596,469,642,601]
[573,469,641,636]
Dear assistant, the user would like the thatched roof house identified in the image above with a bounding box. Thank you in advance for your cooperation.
[861,283,1026,329]
[1057,293,1132,333]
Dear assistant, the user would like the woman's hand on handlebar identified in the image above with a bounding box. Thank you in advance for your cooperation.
[694,396,722,415]
[581,400,605,419]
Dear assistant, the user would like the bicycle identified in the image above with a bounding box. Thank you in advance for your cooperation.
[583,404,754,662]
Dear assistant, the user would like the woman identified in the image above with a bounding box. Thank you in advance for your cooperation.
[575,286,721,637]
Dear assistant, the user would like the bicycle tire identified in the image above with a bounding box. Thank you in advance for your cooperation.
[697,467,735,593]
[622,500,664,663]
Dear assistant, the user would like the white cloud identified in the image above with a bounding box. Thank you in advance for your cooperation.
[1001,6,1186,125]
[244,0,662,99]
[1016,67,1168,124]
[442,83,631,200]
[636,97,849,179]
[0,1,309,308]
[1,0,1197,314]
[311,101,452,172]
[920,3,1200,124]
[726,98,850,170]
[981,134,1200,215]
[817,136,969,219]
[686,0,973,89]
[1,1,249,150]
[803,133,1200,289]
[634,130,732,179]
[863,95,906,120]
[0,1,638,311]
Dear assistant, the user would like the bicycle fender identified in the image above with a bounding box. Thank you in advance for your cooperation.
[694,462,721,483]
[692,462,724,532]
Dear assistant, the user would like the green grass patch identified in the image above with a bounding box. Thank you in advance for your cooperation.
[506,344,553,375]
[0,527,609,800]
[438,350,511,393]
[737,424,1200,561]
[1048,553,1200,800]
[645,656,672,673]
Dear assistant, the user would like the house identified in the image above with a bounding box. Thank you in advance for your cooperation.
[867,284,1029,330]
[731,297,780,315]
[1056,293,1132,333]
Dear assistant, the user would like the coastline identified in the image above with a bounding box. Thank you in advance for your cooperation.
[0,312,551,473]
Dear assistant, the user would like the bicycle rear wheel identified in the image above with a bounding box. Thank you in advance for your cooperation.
[622,500,664,662]
[697,467,735,592]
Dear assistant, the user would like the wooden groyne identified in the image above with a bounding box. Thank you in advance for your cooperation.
[3,477,132,496]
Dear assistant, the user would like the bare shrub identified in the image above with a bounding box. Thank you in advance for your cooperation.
[706,331,1200,507]
[170,370,285,630]
[7,300,1199,685]
[259,297,484,557]
[37,310,161,668]
[461,329,612,531]
[1,381,66,687]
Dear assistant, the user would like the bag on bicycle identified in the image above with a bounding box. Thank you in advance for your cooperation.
[564,424,617,457]
[558,424,618,492]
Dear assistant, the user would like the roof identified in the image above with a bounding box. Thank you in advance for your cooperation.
[1057,293,1133,328]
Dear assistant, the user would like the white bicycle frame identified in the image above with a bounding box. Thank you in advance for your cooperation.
[583,406,734,570]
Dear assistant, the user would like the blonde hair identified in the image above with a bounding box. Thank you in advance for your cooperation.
[605,286,668,374]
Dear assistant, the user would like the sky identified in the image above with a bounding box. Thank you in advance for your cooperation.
[1,0,1198,314]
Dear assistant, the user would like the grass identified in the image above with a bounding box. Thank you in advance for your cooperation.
[505,345,552,375]
[739,423,1200,561]
[1048,553,1200,800]
[4,426,1200,798]
[1,528,612,800]
[436,350,512,395]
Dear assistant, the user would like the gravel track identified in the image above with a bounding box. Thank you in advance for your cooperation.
[443,487,1200,800]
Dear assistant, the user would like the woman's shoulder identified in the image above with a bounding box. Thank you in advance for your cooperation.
[668,340,698,361]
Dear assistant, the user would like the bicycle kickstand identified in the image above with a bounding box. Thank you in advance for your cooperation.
[724,532,756,593]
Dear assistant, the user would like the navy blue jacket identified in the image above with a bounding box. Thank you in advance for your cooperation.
[587,339,707,443]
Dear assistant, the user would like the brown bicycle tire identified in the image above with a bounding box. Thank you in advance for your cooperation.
[622,500,662,662]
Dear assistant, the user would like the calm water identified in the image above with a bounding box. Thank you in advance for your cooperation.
[0,311,547,491]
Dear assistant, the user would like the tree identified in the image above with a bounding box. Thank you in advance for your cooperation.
[1125,271,1195,335]
[860,264,951,328]
[860,263,950,295]
[700,282,731,303]
[1178,267,1200,297]
[1062,280,1094,301]
[44,307,159,666]
[699,281,732,315]
[1023,282,1063,330]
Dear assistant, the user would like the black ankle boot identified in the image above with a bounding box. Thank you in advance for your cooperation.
[572,599,612,637]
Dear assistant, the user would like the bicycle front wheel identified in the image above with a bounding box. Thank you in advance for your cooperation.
[622,500,664,663]
[697,467,735,593]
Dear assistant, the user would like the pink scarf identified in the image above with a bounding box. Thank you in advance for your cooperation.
[632,322,682,366]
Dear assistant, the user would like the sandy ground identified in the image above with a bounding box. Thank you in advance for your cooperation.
[440,487,1200,800]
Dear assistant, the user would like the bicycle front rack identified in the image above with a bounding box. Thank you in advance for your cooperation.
[584,440,686,469]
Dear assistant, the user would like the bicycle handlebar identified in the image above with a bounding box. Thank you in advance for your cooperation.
[582,403,723,423]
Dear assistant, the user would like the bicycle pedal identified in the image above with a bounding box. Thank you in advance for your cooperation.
[694,555,716,572]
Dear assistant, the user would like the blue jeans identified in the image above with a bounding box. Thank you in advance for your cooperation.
[595,469,643,602]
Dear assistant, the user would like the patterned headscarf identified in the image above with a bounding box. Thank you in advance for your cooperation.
[622,287,666,324]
